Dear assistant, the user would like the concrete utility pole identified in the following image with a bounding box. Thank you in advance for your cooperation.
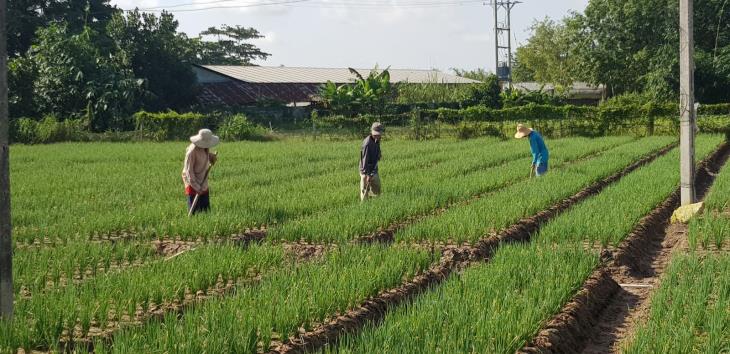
[679,0,696,205]
[0,0,13,319]
[491,0,521,86]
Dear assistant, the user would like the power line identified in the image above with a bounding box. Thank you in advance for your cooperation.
[128,0,485,13]
[130,0,311,12]
[137,0,307,10]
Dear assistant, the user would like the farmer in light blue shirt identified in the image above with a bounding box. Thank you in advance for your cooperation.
[515,124,549,177]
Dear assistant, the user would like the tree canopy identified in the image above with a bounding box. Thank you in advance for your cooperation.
[7,6,271,129]
[514,0,730,102]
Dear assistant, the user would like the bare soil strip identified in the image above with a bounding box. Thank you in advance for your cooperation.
[518,142,729,354]
[267,143,679,354]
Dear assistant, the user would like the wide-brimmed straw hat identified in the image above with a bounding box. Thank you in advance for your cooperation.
[190,129,220,148]
[514,124,533,139]
[371,122,384,136]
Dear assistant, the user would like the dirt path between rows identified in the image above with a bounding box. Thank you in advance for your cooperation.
[584,144,728,354]
[519,142,729,354]
[580,222,689,354]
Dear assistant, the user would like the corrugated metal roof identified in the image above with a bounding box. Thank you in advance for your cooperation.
[198,65,480,84]
[197,81,321,105]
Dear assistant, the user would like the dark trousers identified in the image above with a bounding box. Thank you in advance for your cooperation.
[187,194,211,215]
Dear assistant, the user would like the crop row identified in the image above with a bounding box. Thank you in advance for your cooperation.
[32,245,431,353]
[621,254,729,353]
[620,149,730,353]
[12,137,633,247]
[313,135,724,353]
[13,241,158,297]
[2,244,434,352]
[536,135,723,247]
[393,136,675,243]
[2,245,285,350]
[688,155,730,249]
[11,137,558,244]
[326,243,597,353]
[271,136,649,242]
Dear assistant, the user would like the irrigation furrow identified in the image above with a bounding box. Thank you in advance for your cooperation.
[518,142,730,354]
[268,141,678,354]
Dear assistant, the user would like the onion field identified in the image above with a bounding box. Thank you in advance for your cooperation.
[5,134,729,353]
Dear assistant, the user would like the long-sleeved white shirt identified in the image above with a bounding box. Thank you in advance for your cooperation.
[182,144,213,192]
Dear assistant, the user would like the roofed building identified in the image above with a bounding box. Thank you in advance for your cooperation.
[193,65,480,106]
[511,82,607,105]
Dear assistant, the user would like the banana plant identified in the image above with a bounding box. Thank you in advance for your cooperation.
[319,67,392,116]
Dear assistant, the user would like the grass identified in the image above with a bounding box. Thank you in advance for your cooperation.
[395,136,674,243]
[11,137,505,243]
[622,254,730,354]
[326,243,598,354]
[2,244,286,351]
[536,135,724,247]
[89,245,435,354]
[271,136,638,242]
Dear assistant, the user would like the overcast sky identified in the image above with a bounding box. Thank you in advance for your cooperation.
[110,0,589,72]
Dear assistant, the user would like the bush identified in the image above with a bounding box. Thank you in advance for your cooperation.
[10,118,39,144]
[218,114,268,141]
[10,116,87,144]
[134,110,214,141]
[699,103,730,115]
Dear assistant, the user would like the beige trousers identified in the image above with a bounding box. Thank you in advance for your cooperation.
[360,173,381,201]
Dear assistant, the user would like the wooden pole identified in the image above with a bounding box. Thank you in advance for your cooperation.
[0,0,15,319]
[680,0,697,205]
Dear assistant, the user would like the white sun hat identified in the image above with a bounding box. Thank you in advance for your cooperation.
[190,129,220,148]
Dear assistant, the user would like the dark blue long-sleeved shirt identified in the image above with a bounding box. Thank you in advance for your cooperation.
[359,135,381,175]
[529,131,549,165]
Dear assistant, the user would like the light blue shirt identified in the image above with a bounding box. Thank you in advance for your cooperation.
[529,131,549,166]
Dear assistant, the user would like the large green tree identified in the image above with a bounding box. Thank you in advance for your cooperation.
[107,10,199,110]
[24,24,142,130]
[515,0,730,102]
[7,0,115,56]
[192,25,271,65]
[512,18,582,89]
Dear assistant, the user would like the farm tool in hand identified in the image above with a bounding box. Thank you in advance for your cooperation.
[188,151,218,217]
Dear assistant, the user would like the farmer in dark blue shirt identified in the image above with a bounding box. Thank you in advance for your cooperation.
[515,124,549,177]
[359,122,383,200]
